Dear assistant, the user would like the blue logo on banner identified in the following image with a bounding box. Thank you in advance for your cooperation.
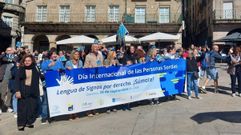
[68,104,74,111]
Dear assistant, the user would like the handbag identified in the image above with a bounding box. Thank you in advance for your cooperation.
[38,79,44,96]
[194,71,199,79]
[36,66,44,96]
[227,65,235,75]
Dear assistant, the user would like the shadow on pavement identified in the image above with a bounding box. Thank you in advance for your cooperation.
[204,86,231,96]
[218,86,231,91]
[191,111,241,124]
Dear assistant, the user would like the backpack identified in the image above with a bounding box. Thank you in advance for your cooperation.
[201,51,212,69]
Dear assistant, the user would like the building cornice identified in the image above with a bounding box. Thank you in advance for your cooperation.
[1,2,25,14]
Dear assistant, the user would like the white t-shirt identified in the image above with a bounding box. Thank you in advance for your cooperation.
[73,64,78,69]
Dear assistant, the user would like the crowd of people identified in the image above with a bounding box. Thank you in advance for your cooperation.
[0,43,240,131]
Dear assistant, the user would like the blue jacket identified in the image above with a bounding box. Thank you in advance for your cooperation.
[41,59,65,72]
[208,51,227,68]
[65,60,83,69]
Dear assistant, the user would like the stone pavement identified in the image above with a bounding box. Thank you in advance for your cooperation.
[0,63,241,135]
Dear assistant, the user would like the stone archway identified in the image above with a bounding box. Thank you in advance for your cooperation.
[32,35,50,52]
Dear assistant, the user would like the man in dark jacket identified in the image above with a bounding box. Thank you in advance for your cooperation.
[0,47,18,113]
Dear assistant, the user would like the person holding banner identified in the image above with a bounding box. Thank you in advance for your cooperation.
[40,51,65,124]
[135,48,146,63]
[58,51,67,66]
[146,46,160,104]
[165,46,178,59]
[84,44,104,68]
[65,50,83,119]
[104,49,119,67]
[15,55,41,131]
[84,44,104,116]
[123,46,137,65]
[104,49,119,113]
[65,50,83,70]
[41,51,65,71]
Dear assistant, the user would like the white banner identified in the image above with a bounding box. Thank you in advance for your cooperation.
[47,74,164,117]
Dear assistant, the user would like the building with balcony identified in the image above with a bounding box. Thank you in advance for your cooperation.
[22,0,182,52]
[213,0,241,44]
[184,0,241,47]
[0,0,25,52]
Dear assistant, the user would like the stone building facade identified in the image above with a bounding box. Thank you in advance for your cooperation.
[23,0,182,52]
[213,0,241,43]
[184,0,241,47]
[0,0,25,52]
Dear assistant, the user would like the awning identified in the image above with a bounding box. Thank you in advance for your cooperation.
[139,32,180,42]
[101,35,138,44]
[215,32,241,42]
[56,35,97,45]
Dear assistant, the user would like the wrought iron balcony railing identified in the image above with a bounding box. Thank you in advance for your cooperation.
[213,9,241,21]
[24,12,182,24]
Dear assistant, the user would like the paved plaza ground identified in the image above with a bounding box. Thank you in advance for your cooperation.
[0,63,241,135]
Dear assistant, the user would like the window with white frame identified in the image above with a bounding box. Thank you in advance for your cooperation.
[3,0,14,4]
[223,2,233,19]
[2,16,13,28]
[108,5,119,22]
[36,5,47,22]
[159,7,170,23]
[59,5,70,22]
[135,7,146,23]
[85,5,96,22]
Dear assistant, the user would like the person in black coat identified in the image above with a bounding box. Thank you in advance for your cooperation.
[15,54,41,131]
[123,46,137,65]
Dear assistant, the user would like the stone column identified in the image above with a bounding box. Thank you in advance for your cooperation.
[11,36,16,49]
[23,34,35,51]
[49,42,57,49]
[47,35,58,50]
